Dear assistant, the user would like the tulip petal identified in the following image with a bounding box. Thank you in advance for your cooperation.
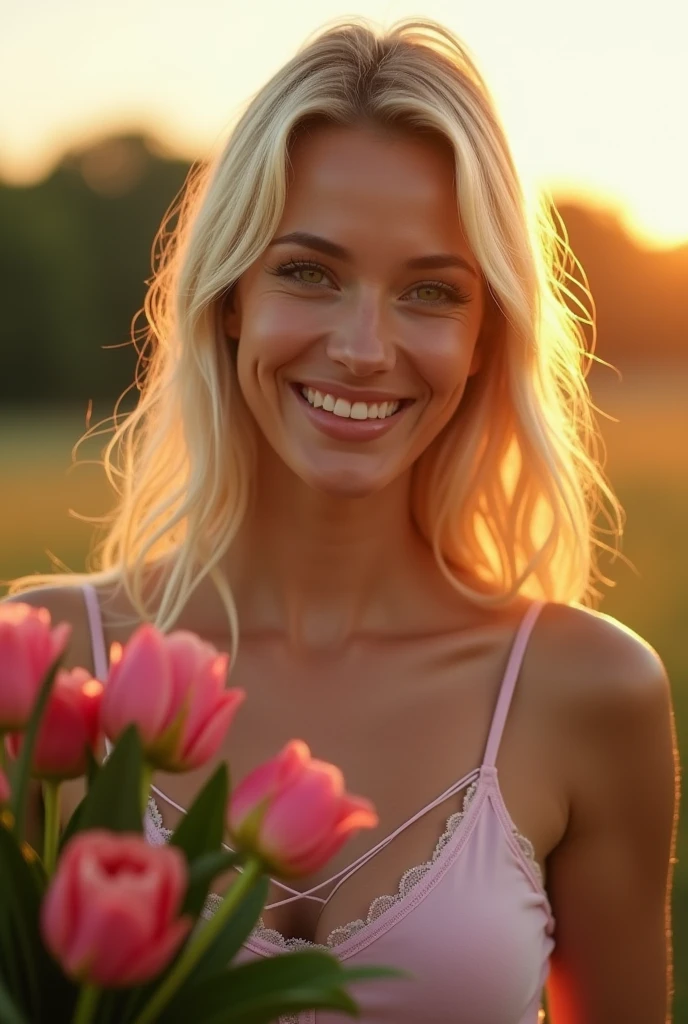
[228,739,310,833]
[101,626,173,744]
[181,687,245,770]
[41,842,82,956]
[259,765,342,861]
[0,623,38,728]
[284,794,380,875]
[161,631,207,733]
[119,916,191,985]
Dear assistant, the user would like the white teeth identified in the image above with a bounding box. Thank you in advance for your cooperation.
[300,387,402,420]
[332,398,351,418]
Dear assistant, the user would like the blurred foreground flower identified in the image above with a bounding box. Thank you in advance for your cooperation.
[101,625,245,772]
[0,603,71,730]
[41,830,191,987]
[227,738,379,876]
[6,667,103,781]
[0,767,10,805]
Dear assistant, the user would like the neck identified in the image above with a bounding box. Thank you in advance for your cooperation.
[224,445,433,651]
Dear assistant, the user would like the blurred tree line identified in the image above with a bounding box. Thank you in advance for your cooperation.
[0,131,686,409]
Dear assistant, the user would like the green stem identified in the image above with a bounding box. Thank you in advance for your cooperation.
[132,856,264,1024]
[0,735,6,773]
[42,781,61,876]
[140,763,153,819]
[71,983,100,1024]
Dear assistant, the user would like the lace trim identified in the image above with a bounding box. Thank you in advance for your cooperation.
[146,780,543,953]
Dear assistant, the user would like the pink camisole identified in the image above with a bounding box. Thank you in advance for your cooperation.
[82,583,556,1024]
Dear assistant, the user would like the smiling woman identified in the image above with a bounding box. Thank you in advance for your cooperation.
[7,16,678,1024]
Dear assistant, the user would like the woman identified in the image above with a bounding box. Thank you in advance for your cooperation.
[7,18,678,1024]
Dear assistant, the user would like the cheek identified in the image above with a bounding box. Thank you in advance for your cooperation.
[407,322,479,404]
[237,296,324,382]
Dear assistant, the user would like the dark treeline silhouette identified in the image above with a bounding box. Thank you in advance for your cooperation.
[0,131,686,408]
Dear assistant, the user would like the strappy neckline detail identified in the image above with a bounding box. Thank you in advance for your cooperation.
[81,582,549,953]
[146,768,548,953]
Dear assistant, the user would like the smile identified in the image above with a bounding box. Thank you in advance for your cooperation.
[291,384,411,442]
[300,386,401,420]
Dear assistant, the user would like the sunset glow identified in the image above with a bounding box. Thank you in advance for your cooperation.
[2,0,686,247]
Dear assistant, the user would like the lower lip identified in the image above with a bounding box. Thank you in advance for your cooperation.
[291,386,410,441]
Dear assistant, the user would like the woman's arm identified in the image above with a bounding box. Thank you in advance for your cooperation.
[544,611,679,1024]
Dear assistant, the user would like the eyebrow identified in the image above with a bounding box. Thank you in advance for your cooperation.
[269,231,479,278]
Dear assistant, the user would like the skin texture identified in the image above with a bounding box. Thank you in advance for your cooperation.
[7,124,678,1023]
[221,124,495,650]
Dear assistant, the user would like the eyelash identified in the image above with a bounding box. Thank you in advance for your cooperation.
[267,258,472,306]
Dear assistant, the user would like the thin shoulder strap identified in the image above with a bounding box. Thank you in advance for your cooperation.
[482,600,546,769]
[81,582,109,680]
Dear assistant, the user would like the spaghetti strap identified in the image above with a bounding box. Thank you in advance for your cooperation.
[81,582,109,680]
[482,600,546,769]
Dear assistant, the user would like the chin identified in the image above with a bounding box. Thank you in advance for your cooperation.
[297,459,397,500]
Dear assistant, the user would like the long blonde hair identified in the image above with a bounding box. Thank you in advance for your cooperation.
[10,17,621,648]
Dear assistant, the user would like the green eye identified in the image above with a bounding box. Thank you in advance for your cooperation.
[297,267,325,285]
[416,286,443,302]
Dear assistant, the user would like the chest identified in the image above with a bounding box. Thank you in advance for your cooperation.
[148,633,566,947]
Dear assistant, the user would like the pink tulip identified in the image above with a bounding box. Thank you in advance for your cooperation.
[6,668,103,781]
[41,830,191,986]
[0,603,71,731]
[0,768,10,805]
[227,739,379,878]
[101,625,245,772]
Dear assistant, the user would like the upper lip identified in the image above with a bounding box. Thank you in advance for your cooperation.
[294,381,411,403]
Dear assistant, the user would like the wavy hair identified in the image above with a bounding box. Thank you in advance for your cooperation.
[9,17,622,647]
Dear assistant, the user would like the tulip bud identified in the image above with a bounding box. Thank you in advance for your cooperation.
[227,739,378,877]
[101,625,245,772]
[41,830,191,986]
[0,604,71,731]
[6,668,103,781]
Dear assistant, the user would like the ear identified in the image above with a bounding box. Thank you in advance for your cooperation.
[221,286,241,340]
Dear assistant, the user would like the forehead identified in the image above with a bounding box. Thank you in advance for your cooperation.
[281,124,473,259]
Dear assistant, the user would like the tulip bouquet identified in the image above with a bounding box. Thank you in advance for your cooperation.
[0,603,406,1024]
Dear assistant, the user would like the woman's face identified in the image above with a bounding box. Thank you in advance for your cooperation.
[223,124,490,498]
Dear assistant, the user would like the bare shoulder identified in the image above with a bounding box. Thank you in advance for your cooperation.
[533,602,679,1023]
[2,583,96,675]
[531,600,671,728]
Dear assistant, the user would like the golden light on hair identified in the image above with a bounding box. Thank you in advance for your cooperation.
[6,16,622,630]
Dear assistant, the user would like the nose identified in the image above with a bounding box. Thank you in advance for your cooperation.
[325,292,396,376]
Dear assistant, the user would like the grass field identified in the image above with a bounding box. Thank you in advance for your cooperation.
[1,390,686,1018]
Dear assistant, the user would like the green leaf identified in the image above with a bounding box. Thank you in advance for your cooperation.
[85,745,100,790]
[183,850,243,917]
[10,654,62,842]
[169,763,228,862]
[0,824,43,1018]
[160,952,411,1024]
[0,977,29,1024]
[167,763,231,918]
[57,792,86,854]
[75,726,144,834]
[182,873,270,986]
[0,823,79,1022]
[159,951,358,1024]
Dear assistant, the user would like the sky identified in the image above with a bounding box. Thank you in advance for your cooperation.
[1,0,687,247]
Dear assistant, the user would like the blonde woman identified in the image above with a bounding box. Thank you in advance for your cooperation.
[7,18,678,1024]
